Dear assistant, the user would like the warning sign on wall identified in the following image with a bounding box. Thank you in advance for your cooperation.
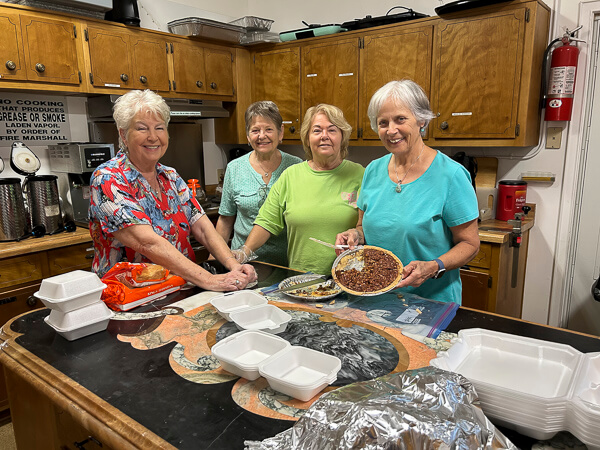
[0,93,71,143]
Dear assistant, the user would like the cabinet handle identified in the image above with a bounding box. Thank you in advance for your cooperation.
[35,63,46,73]
[120,73,129,82]
[74,436,102,449]
[289,126,296,134]
[5,60,16,70]
[196,80,203,88]
[26,296,38,307]
[85,253,94,259]
[440,121,449,130]
[210,82,217,90]
[139,75,147,84]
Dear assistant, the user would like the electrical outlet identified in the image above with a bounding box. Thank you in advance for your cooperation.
[217,169,225,183]
[546,127,562,149]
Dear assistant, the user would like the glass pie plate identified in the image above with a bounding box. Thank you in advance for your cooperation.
[277,274,342,301]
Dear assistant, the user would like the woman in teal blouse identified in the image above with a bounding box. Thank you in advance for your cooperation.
[216,101,302,266]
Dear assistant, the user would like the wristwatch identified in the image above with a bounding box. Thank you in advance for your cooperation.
[432,258,446,279]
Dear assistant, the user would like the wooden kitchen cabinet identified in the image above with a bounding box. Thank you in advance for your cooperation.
[204,47,234,96]
[360,24,434,140]
[253,46,302,139]
[302,37,360,139]
[19,13,83,86]
[171,40,207,95]
[85,24,134,91]
[129,32,170,92]
[0,10,26,81]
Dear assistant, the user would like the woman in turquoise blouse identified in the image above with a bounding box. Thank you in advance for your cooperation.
[336,80,480,303]
[216,101,302,266]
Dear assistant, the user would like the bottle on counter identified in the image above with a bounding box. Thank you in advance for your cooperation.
[187,179,206,204]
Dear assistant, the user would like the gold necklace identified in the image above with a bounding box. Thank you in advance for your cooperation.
[394,142,425,193]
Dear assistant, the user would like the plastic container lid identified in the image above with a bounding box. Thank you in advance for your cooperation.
[229,304,291,334]
[36,270,106,301]
[211,330,291,380]
[210,290,268,321]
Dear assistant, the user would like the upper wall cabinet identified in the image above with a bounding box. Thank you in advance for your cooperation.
[302,38,360,139]
[0,11,26,81]
[129,33,170,91]
[360,24,434,140]
[204,48,234,96]
[432,10,525,140]
[430,1,549,146]
[85,25,134,90]
[171,40,206,95]
[254,47,301,139]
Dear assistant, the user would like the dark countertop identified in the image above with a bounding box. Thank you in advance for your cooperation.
[1,261,597,449]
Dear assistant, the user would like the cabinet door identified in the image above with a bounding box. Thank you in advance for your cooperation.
[48,243,93,276]
[171,40,206,95]
[432,9,526,139]
[361,25,433,140]
[205,48,234,96]
[0,253,45,291]
[460,268,490,311]
[254,47,301,140]
[302,38,360,139]
[20,14,81,84]
[130,34,170,91]
[0,11,26,80]
[86,25,133,90]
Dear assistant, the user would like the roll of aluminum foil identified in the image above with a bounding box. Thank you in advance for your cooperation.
[245,366,516,450]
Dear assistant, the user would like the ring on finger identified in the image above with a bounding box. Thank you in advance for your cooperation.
[235,279,240,285]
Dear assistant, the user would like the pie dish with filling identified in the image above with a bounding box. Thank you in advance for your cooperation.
[331,245,403,296]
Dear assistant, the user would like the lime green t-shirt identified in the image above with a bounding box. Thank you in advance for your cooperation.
[254,160,364,275]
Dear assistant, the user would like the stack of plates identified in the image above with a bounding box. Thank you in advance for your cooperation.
[35,270,112,341]
[430,328,600,447]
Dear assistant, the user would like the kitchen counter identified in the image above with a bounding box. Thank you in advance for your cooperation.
[0,226,92,260]
[0,261,597,449]
[477,204,535,244]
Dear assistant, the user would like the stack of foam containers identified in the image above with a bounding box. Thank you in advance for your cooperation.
[210,290,291,334]
[430,328,600,449]
[211,329,341,402]
[35,270,112,341]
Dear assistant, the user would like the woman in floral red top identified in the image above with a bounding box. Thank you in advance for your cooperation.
[89,89,256,291]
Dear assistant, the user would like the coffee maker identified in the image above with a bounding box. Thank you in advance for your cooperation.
[48,143,114,227]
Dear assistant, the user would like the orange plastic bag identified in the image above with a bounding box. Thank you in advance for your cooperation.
[101,262,186,311]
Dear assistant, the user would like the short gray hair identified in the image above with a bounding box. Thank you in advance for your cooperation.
[113,90,171,150]
[367,80,435,133]
[245,101,283,134]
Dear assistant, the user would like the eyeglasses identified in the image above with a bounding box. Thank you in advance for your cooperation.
[258,185,270,203]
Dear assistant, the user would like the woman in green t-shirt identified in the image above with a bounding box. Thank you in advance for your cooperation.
[239,104,365,275]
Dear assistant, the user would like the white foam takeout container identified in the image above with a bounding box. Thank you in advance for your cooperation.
[44,301,113,341]
[211,330,291,380]
[430,328,600,448]
[35,270,107,312]
[211,331,341,401]
[229,304,291,334]
[259,346,342,402]
[210,290,268,321]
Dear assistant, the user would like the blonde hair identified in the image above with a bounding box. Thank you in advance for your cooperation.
[113,90,171,150]
[300,104,352,160]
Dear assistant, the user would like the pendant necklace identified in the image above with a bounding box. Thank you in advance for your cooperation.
[254,153,272,178]
[394,142,425,193]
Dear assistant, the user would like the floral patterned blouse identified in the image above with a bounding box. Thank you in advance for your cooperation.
[88,150,204,277]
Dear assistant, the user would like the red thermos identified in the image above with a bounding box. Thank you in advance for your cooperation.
[496,180,527,221]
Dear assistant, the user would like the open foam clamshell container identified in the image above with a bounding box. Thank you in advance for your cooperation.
[229,304,291,334]
[211,331,341,401]
[210,290,268,321]
[35,270,107,312]
[45,301,113,341]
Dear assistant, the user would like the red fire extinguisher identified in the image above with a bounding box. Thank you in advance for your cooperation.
[544,26,584,121]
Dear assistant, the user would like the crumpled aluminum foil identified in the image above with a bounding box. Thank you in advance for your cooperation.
[245,366,516,450]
